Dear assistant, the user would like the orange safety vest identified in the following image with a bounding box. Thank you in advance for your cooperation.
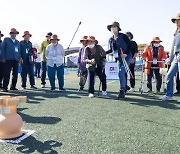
[142,45,167,75]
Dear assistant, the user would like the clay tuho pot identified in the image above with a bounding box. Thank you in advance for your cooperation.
[0,96,27,139]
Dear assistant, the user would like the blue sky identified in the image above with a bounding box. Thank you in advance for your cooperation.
[0,0,179,51]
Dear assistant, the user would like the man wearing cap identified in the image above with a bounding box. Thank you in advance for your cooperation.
[0,31,4,89]
[106,21,132,98]
[45,34,65,91]
[142,37,166,93]
[125,32,138,92]
[40,32,53,88]
[77,36,88,91]
[83,36,107,98]
[20,31,37,90]
[1,28,21,92]
[161,13,180,101]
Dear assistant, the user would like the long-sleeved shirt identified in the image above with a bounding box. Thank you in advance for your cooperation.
[130,40,138,58]
[45,43,65,67]
[77,47,87,72]
[40,40,51,62]
[83,45,106,71]
[20,40,33,64]
[1,37,20,61]
[106,32,132,56]
[170,30,180,61]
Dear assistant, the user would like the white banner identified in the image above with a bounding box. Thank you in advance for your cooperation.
[105,62,119,80]
[69,56,78,65]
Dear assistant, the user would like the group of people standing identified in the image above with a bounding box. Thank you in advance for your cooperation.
[0,13,179,101]
[77,13,180,101]
[0,30,65,92]
[0,29,36,92]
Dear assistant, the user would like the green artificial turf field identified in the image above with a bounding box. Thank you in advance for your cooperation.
[0,70,180,154]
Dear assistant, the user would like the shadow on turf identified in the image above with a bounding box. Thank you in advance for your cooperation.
[2,89,179,110]
[18,108,61,124]
[16,136,62,154]
[145,119,180,130]
[127,98,180,110]
[0,88,88,103]
[95,91,180,110]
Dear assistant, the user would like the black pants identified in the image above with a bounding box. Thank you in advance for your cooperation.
[41,61,47,85]
[35,63,41,77]
[0,62,5,87]
[176,73,180,92]
[129,63,135,88]
[147,67,162,91]
[21,63,35,87]
[88,67,107,94]
[3,60,18,90]
[79,70,87,88]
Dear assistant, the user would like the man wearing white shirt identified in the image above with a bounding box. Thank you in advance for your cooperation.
[45,35,65,91]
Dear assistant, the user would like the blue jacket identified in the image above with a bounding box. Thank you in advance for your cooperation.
[107,32,132,58]
[1,37,21,61]
[0,40,2,61]
[20,40,33,64]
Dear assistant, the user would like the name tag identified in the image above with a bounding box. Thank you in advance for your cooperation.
[153,58,157,64]
[113,50,119,58]
[15,47,19,52]
[52,57,56,61]
[31,56,34,62]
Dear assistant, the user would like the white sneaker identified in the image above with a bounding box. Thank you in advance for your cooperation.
[22,87,26,90]
[161,95,173,101]
[152,79,156,83]
[102,91,107,96]
[41,84,45,88]
[129,88,135,92]
[89,93,94,98]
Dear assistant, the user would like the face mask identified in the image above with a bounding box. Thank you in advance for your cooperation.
[111,27,118,34]
[154,43,160,47]
[88,44,95,49]
[52,43,57,46]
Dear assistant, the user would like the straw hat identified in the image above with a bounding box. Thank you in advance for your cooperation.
[9,28,19,34]
[87,36,96,42]
[80,36,88,42]
[171,13,180,23]
[151,37,162,43]
[50,35,60,41]
[22,31,32,37]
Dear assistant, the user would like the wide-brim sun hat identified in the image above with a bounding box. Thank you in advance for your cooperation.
[22,31,32,37]
[80,36,88,42]
[151,37,162,43]
[87,36,96,42]
[107,21,121,31]
[171,13,180,23]
[9,28,19,34]
[50,34,60,41]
